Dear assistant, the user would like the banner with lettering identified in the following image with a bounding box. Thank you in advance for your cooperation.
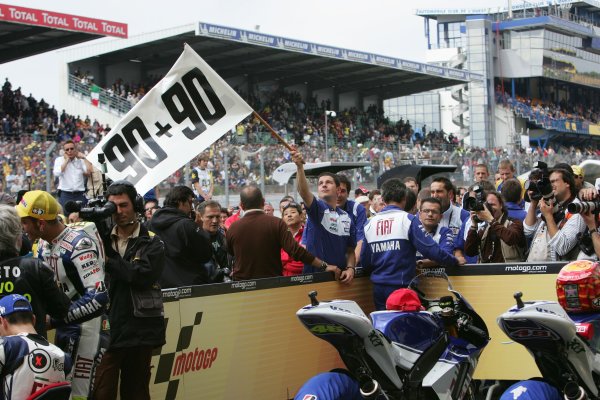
[87,44,253,195]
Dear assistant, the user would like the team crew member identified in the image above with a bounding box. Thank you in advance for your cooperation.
[337,174,368,263]
[291,150,356,284]
[0,295,72,400]
[0,205,71,338]
[430,177,469,237]
[52,140,93,208]
[17,190,108,399]
[416,197,455,268]
[361,179,460,310]
[93,181,166,400]
[294,371,362,400]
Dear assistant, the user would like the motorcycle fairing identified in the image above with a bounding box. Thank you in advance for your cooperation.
[371,311,445,352]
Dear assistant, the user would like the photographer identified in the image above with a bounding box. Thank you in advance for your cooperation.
[524,169,586,261]
[576,187,600,260]
[464,191,526,263]
[93,181,166,400]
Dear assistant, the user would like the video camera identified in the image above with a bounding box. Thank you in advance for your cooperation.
[66,153,115,238]
[464,185,485,212]
[524,161,553,203]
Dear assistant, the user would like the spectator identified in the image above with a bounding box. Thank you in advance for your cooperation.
[0,204,70,337]
[52,140,93,208]
[465,191,526,263]
[369,189,384,217]
[403,177,419,194]
[280,201,306,276]
[219,207,230,231]
[197,200,230,276]
[94,181,165,400]
[524,169,586,261]
[495,159,516,191]
[143,198,159,225]
[360,179,460,310]
[226,185,335,280]
[572,165,594,190]
[501,178,527,221]
[474,164,490,183]
[336,174,368,264]
[430,176,469,236]
[291,149,356,284]
[0,295,72,399]
[191,154,213,202]
[416,197,456,267]
[17,190,108,399]
[279,195,295,214]
[354,185,370,199]
[263,201,275,216]
[149,186,212,288]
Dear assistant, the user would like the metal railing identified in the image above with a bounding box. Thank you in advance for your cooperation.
[68,75,133,116]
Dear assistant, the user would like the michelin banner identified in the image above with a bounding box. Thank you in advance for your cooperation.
[87,43,253,195]
[148,263,566,399]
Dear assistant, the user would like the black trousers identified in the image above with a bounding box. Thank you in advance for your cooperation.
[93,346,154,400]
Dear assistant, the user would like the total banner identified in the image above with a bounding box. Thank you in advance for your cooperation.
[87,43,253,195]
[148,263,566,399]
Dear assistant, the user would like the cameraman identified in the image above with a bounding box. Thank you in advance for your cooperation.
[93,181,166,400]
[464,191,526,263]
[524,169,586,261]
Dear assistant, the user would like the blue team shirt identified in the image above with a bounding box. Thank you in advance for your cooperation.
[361,205,457,286]
[416,225,455,260]
[302,198,356,273]
[294,372,361,400]
[500,380,561,400]
[340,199,368,242]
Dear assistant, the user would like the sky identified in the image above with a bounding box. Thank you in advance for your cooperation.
[2,0,507,107]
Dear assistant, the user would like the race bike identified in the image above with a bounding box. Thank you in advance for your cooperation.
[296,271,490,399]
[497,291,600,399]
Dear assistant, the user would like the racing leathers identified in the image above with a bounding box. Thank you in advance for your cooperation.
[36,226,108,399]
[0,332,72,400]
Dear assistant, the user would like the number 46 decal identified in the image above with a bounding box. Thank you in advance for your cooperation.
[102,67,226,183]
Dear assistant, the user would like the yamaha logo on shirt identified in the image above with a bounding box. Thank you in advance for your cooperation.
[28,349,51,373]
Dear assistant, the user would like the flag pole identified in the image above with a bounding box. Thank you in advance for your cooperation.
[252,111,294,152]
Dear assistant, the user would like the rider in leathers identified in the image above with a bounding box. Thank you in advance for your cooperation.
[17,191,108,399]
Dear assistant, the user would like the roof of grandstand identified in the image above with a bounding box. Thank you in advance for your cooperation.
[62,22,480,100]
[0,3,127,64]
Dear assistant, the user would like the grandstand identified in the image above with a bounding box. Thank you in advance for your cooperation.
[404,0,600,150]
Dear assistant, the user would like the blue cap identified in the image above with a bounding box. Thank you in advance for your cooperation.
[0,294,32,317]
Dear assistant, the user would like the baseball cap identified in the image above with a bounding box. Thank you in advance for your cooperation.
[356,185,370,195]
[386,288,424,312]
[15,190,60,220]
[0,294,33,317]
[571,165,584,178]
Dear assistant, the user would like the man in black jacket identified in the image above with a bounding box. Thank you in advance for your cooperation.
[0,204,70,337]
[149,185,212,288]
[93,181,166,400]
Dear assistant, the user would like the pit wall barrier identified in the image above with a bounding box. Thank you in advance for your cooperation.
[149,262,566,399]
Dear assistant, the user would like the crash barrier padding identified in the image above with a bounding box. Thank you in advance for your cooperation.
[149,262,565,399]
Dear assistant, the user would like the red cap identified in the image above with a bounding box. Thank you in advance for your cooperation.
[386,289,425,312]
[357,185,369,194]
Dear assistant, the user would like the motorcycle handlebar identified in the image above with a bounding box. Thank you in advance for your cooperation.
[460,323,489,343]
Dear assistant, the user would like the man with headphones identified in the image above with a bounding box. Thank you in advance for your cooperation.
[17,190,109,399]
[93,181,165,400]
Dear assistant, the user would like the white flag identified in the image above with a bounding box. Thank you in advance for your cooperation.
[87,43,253,195]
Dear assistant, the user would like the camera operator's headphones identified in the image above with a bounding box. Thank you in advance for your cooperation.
[107,180,145,214]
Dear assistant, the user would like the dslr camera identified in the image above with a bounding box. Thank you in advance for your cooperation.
[464,185,485,212]
[568,200,600,214]
[524,161,554,203]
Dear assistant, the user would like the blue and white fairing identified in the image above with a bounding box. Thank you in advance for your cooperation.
[498,299,600,397]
